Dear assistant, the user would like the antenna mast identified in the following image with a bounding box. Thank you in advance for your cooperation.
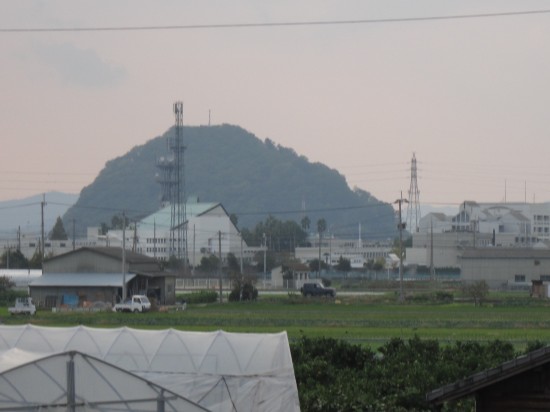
[172,102,187,264]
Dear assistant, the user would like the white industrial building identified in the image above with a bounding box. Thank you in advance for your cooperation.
[295,234,393,269]
[90,201,263,269]
[407,201,550,269]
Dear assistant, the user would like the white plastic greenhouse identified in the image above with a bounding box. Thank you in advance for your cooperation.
[0,325,301,412]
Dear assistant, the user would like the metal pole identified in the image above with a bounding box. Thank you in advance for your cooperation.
[66,355,75,412]
[395,193,408,303]
[122,211,126,301]
[264,233,267,289]
[218,230,222,303]
[41,194,46,259]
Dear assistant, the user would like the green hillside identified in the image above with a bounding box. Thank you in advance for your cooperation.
[63,124,396,239]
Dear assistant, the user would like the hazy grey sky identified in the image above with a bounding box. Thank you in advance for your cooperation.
[2,1,550,207]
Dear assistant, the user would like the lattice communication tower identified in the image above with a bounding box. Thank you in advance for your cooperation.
[156,102,187,263]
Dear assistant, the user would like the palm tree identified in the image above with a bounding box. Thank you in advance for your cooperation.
[317,218,327,278]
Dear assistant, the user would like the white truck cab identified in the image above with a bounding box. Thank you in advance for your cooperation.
[113,295,151,313]
[9,297,36,315]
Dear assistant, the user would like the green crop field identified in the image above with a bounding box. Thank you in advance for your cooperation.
[3,291,550,349]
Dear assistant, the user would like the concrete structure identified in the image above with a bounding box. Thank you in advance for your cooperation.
[271,262,312,289]
[407,201,550,269]
[460,248,550,289]
[30,247,176,308]
[0,226,104,261]
[295,236,392,269]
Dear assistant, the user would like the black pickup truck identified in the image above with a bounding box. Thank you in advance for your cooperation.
[300,282,336,298]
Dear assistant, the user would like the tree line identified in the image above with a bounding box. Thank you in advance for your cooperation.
[291,335,542,411]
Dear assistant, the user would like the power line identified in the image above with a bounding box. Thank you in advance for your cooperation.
[1,9,550,33]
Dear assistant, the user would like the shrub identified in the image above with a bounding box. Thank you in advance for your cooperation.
[178,290,218,304]
[228,280,258,302]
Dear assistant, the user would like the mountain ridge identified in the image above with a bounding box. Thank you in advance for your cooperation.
[62,124,396,239]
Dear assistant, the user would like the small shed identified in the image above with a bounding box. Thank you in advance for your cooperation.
[427,346,550,411]
[31,247,176,308]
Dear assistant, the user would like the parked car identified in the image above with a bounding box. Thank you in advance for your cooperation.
[300,282,336,298]
[113,295,151,313]
[9,297,36,315]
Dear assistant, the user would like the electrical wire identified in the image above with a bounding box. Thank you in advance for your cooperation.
[1,9,550,33]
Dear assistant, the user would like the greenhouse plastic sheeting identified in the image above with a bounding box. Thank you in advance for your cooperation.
[0,350,208,411]
[0,325,300,412]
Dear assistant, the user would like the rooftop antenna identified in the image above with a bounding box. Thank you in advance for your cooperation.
[406,153,421,233]
[156,102,187,268]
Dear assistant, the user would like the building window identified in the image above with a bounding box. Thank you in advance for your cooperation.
[515,274,526,282]
[540,275,550,282]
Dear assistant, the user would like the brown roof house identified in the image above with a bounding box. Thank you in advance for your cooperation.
[427,346,550,411]
[30,247,176,309]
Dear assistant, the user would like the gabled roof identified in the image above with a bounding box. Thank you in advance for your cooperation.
[427,346,550,405]
[139,202,222,230]
[30,273,136,287]
[45,246,159,265]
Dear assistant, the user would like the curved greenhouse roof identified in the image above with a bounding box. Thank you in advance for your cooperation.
[0,325,300,412]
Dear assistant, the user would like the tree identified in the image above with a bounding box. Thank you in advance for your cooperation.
[242,216,308,252]
[317,218,327,235]
[111,214,130,230]
[301,216,310,232]
[197,255,220,274]
[228,276,258,302]
[463,280,489,306]
[335,256,351,272]
[0,249,29,269]
[28,245,43,269]
[229,213,238,227]
[0,275,15,292]
[316,218,327,277]
[49,216,68,240]
[226,252,240,274]
[309,259,328,273]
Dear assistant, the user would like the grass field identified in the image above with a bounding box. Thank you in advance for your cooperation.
[2,291,550,349]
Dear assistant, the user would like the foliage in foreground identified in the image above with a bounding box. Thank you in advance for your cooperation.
[291,336,521,412]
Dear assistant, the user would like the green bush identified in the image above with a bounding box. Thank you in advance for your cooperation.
[291,335,519,412]
[228,281,258,302]
[177,290,218,304]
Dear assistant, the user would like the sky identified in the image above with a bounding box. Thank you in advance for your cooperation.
[2,1,550,209]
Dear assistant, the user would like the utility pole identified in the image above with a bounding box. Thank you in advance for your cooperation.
[430,218,435,281]
[122,211,127,301]
[132,220,138,252]
[218,230,222,303]
[395,193,408,303]
[264,233,267,289]
[41,194,46,258]
[192,224,195,276]
[153,219,157,260]
[240,234,244,275]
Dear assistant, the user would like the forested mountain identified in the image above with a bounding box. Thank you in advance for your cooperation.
[63,125,396,240]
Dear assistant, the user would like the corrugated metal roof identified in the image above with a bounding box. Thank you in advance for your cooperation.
[29,273,136,288]
[139,202,220,229]
[44,247,160,266]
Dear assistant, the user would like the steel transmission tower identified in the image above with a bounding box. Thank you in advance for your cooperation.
[156,102,187,265]
[406,153,421,233]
